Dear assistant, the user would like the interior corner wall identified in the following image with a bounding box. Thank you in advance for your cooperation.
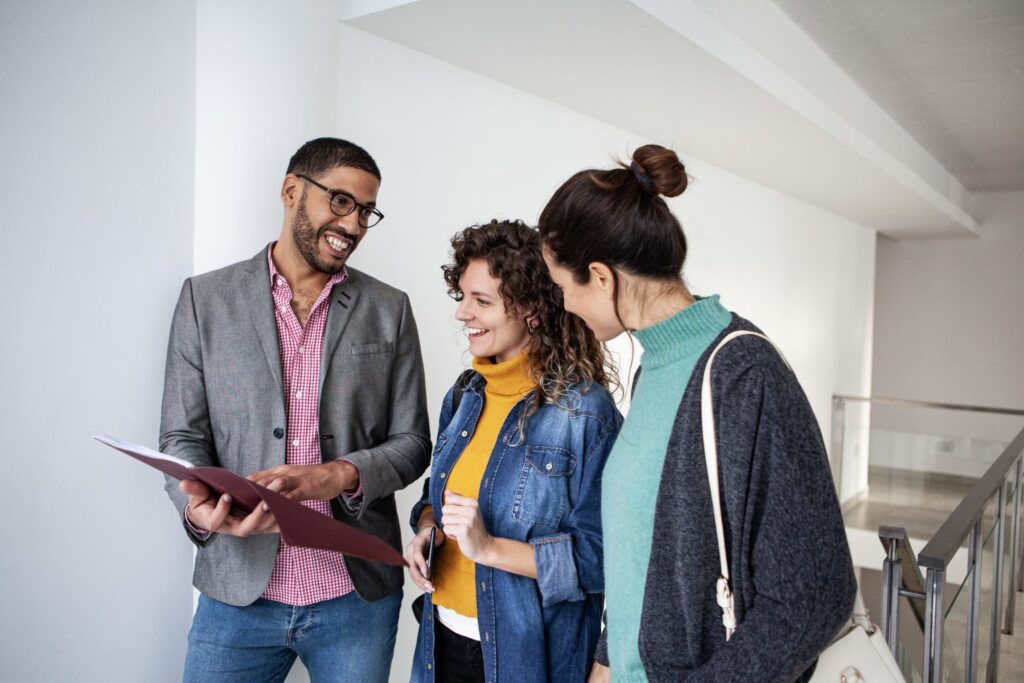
[194,0,340,274]
[0,1,197,680]
[335,25,877,678]
[872,190,1024,459]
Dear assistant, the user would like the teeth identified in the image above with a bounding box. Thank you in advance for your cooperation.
[326,235,349,251]
[466,327,486,335]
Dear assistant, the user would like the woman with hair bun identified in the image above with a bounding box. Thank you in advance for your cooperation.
[539,146,856,682]
[406,219,622,682]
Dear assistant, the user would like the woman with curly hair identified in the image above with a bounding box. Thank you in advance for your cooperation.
[406,219,622,683]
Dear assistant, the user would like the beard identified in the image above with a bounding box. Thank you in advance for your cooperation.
[291,196,352,275]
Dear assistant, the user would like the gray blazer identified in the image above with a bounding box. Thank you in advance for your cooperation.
[160,246,430,606]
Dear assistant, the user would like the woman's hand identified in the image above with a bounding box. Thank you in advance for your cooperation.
[406,524,443,593]
[441,492,494,563]
[587,662,610,683]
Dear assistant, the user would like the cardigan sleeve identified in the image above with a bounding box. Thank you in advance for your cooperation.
[675,361,856,682]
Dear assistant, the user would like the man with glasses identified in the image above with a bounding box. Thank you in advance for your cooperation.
[160,137,430,682]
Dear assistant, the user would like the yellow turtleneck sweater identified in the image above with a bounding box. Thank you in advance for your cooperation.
[429,351,536,618]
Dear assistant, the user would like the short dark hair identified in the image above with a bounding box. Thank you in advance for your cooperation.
[286,137,381,180]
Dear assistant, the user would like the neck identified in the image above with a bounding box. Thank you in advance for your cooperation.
[623,280,695,331]
[272,237,330,292]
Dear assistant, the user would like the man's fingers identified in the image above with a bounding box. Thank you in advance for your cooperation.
[180,479,212,505]
[234,503,276,537]
[204,494,234,531]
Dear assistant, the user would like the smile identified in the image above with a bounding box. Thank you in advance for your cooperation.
[466,327,488,338]
[324,233,352,255]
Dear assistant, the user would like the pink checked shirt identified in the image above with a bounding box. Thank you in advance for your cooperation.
[260,245,357,605]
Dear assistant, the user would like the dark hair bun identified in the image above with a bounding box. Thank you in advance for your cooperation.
[632,144,688,197]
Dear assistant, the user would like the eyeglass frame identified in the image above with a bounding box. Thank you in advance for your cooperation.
[295,173,385,228]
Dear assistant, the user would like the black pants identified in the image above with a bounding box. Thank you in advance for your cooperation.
[434,613,485,683]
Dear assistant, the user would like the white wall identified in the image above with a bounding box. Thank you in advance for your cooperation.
[872,190,1024,471]
[194,0,340,274]
[0,1,197,680]
[335,24,877,677]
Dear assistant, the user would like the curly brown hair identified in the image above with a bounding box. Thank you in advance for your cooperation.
[442,220,618,425]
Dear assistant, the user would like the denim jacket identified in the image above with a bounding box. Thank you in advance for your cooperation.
[410,370,622,683]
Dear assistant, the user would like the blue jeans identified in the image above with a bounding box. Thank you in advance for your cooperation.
[183,590,402,683]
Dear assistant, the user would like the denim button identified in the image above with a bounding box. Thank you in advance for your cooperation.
[440,472,446,479]
[427,663,432,670]
[545,462,553,471]
[461,430,468,437]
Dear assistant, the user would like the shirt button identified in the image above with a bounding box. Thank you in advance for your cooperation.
[277,277,284,286]
[461,430,468,437]
[297,347,304,355]
[296,390,303,399]
[292,439,299,446]
[273,428,284,439]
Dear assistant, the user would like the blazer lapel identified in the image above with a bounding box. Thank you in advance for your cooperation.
[243,250,284,393]
[320,271,360,395]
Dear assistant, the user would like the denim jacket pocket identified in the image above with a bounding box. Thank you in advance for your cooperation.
[512,446,576,529]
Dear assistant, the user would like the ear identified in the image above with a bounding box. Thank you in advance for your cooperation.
[588,262,617,299]
[281,174,302,207]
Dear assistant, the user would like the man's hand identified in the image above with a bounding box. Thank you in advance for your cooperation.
[441,492,494,563]
[587,663,610,683]
[247,460,359,501]
[405,524,443,593]
[180,479,280,537]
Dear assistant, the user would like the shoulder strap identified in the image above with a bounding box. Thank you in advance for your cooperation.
[701,331,790,641]
[702,332,870,641]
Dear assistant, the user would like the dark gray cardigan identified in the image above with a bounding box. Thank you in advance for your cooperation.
[595,315,856,682]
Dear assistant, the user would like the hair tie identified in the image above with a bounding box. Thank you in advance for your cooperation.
[630,160,654,192]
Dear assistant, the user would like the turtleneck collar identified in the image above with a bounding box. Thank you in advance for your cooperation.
[471,351,537,397]
[634,295,732,369]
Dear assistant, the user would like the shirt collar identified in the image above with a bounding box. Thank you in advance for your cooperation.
[266,241,349,292]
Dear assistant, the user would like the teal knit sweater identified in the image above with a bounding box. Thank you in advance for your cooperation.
[601,295,731,682]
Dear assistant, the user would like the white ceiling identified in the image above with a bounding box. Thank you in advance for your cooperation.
[773,0,1024,193]
[339,0,1012,238]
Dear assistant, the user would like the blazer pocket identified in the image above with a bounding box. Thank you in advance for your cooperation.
[349,341,395,356]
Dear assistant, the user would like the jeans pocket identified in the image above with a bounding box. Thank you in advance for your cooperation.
[512,446,576,528]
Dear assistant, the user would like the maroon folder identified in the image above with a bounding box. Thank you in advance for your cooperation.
[96,435,405,566]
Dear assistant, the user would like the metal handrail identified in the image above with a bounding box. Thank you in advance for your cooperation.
[832,394,1024,417]
[833,395,1024,681]
[878,526,927,631]
[918,427,1024,570]
[914,426,1024,682]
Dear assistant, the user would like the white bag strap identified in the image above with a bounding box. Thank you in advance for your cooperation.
[701,331,790,641]
[701,331,872,642]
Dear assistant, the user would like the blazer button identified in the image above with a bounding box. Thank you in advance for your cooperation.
[273,428,284,439]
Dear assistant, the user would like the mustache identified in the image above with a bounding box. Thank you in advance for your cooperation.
[320,226,360,242]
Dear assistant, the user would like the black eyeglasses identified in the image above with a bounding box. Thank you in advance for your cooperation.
[296,174,385,228]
